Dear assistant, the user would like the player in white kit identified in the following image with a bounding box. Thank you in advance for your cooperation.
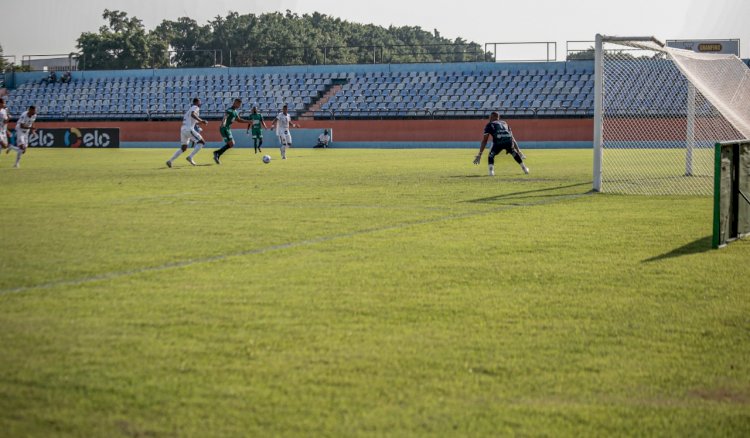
[0,99,9,155]
[11,106,37,168]
[166,98,208,168]
[270,104,300,160]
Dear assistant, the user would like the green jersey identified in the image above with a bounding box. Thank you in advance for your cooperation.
[221,108,240,130]
[249,113,264,131]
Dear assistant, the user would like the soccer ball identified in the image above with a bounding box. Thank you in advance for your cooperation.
[262,154,271,164]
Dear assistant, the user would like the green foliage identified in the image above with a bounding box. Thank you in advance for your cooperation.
[0,43,7,71]
[79,9,490,69]
[1,149,749,436]
[568,47,595,61]
[76,9,168,70]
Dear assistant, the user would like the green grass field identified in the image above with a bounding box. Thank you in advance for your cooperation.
[1,148,748,437]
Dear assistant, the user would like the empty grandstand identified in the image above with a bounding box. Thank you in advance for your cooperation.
[4,62,596,121]
[3,58,748,124]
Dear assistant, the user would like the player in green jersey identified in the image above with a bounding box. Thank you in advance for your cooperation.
[213,98,252,165]
[245,106,269,154]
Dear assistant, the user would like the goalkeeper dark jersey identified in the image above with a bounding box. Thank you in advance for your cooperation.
[484,120,513,147]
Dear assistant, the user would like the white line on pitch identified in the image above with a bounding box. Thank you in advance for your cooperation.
[0,193,589,295]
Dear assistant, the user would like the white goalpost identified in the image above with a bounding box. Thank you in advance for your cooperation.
[593,34,750,195]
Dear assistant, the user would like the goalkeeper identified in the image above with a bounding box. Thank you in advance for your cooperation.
[473,112,529,176]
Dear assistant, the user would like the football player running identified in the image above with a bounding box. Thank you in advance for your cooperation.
[11,105,37,169]
[0,99,10,155]
[270,104,300,160]
[167,97,208,168]
[213,98,252,165]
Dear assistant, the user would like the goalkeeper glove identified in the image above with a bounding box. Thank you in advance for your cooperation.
[473,154,482,165]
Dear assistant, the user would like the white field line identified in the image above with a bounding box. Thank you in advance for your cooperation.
[0,193,589,295]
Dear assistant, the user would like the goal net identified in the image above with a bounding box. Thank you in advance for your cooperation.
[593,35,750,195]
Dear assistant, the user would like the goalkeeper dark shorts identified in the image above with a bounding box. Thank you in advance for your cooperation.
[490,137,514,157]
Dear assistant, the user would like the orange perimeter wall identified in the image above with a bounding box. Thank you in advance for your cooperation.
[32,119,594,143]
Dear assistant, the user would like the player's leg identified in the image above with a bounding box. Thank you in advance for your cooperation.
[506,142,530,174]
[0,133,7,160]
[281,132,292,159]
[511,139,526,160]
[187,132,204,165]
[169,128,195,167]
[214,128,234,164]
[167,144,188,168]
[487,143,502,176]
[187,141,203,165]
[13,134,27,168]
[257,135,263,153]
[279,135,287,159]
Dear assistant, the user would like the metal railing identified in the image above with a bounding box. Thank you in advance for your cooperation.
[224,43,485,67]
[13,43,488,71]
[168,50,223,68]
[23,106,593,122]
[484,42,557,62]
[310,107,592,120]
[566,41,595,60]
[21,54,78,71]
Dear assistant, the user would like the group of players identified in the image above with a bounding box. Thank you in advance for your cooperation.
[166,98,299,168]
[167,97,530,176]
[1,95,530,176]
[0,98,37,168]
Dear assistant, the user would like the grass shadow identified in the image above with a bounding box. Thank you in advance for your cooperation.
[642,236,713,263]
[464,182,592,204]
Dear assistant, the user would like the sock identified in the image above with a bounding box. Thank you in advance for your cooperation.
[15,149,23,166]
[169,149,183,162]
[280,145,286,158]
[216,144,230,157]
[188,143,203,159]
[489,164,494,173]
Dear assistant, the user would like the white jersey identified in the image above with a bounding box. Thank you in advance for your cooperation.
[275,112,292,135]
[0,108,8,134]
[16,111,37,134]
[182,105,201,131]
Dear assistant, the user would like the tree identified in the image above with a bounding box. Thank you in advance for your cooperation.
[568,47,595,61]
[0,43,7,71]
[157,10,488,67]
[153,17,214,67]
[77,10,168,70]
[77,9,491,69]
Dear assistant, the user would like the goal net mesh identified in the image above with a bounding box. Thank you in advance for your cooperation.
[598,38,750,195]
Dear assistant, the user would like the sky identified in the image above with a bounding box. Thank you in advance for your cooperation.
[1,0,749,62]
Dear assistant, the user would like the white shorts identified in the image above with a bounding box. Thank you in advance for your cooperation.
[16,131,28,148]
[0,131,7,146]
[181,126,204,145]
[277,130,292,146]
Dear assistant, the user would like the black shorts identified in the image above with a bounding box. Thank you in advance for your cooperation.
[490,137,514,157]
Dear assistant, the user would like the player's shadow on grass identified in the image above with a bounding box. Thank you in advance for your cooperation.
[464,182,591,204]
[642,236,713,263]
[160,164,213,169]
